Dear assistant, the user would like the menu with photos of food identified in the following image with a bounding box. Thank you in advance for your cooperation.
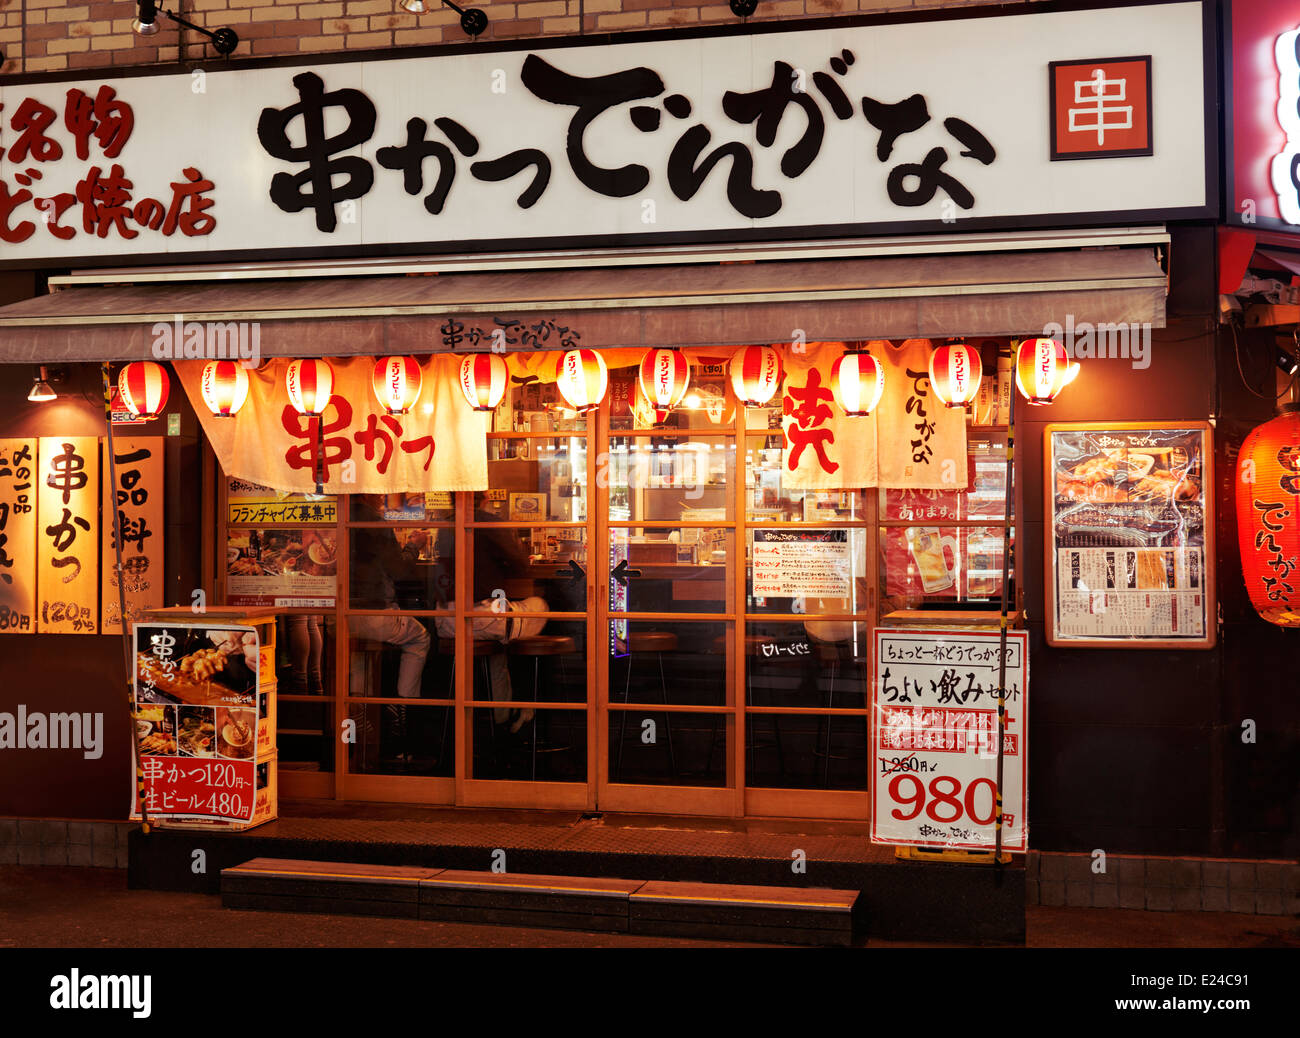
[225,527,338,607]
[1045,424,1214,647]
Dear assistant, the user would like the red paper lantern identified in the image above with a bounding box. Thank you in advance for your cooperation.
[730,345,783,406]
[831,349,884,416]
[200,360,249,418]
[1236,404,1300,626]
[1015,337,1072,404]
[117,361,170,419]
[638,349,691,423]
[371,355,422,415]
[285,358,335,417]
[929,341,983,409]
[554,349,608,412]
[459,353,508,412]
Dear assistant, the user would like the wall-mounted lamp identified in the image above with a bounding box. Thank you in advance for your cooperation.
[133,0,240,56]
[728,0,758,16]
[28,366,60,403]
[398,0,488,38]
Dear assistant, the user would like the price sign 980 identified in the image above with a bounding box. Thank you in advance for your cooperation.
[889,774,998,826]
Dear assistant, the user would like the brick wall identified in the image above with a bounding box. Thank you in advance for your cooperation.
[2,0,1023,76]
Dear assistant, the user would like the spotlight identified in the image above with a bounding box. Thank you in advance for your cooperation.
[1278,345,1300,377]
[399,0,431,11]
[398,0,489,37]
[132,1,240,56]
[28,366,57,403]
[729,0,758,15]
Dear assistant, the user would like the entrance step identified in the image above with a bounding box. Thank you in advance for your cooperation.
[220,857,859,946]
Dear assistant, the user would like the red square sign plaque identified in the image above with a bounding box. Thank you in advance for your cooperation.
[1049,56,1153,160]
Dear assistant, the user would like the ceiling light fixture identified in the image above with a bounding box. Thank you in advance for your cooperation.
[398,0,489,37]
[132,0,240,56]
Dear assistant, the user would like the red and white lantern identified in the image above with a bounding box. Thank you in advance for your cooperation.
[199,360,249,418]
[929,341,983,409]
[1236,404,1300,627]
[831,349,885,416]
[371,355,422,415]
[638,348,691,422]
[730,345,783,406]
[285,358,335,417]
[1015,338,1072,405]
[459,353,509,412]
[554,349,608,412]
[117,361,170,419]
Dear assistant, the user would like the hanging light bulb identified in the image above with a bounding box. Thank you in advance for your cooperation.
[1015,338,1072,404]
[831,348,885,416]
[371,355,422,415]
[285,358,335,417]
[200,360,250,417]
[928,340,983,409]
[730,345,783,406]
[458,353,508,412]
[117,361,170,419]
[554,349,608,412]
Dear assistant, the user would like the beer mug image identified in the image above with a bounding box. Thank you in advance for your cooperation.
[905,527,959,593]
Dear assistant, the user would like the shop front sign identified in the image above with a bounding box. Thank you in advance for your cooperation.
[0,2,1211,268]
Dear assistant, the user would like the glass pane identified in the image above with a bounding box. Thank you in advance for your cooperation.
[607,364,735,431]
[278,699,334,773]
[880,431,1011,521]
[745,436,869,522]
[346,703,453,776]
[879,526,1013,610]
[469,707,587,782]
[743,620,870,710]
[608,711,729,787]
[226,528,338,608]
[491,379,588,433]
[747,527,869,614]
[609,620,729,706]
[466,526,588,612]
[347,621,443,698]
[476,436,587,523]
[350,492,455,522]
[456,619,587,705]
[606,435,734,522]
[745,713,869,791]
[273,614,336,695]
[349,528,452,609]
[609,527,731,613]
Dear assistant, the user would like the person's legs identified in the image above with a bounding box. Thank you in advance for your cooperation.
[469,611,512,723]
[382,615,430,699]
[306,615,324,693]
[286,615,310,694]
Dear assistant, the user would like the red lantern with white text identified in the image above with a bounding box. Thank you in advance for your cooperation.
[117,361,170,419]
[929,341,983,409]
[1015,338,1072,404]
[371,355,422,415]
[638,348,691,423]
[831,349,884,416]
[285,358,335,417]
[459,354,508,412]
[200,360,249,417]
[1236,404,1300,627]
[730,345,783,406]
[554,349,608,412]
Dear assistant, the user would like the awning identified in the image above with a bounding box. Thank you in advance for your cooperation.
[0,246,1167,363]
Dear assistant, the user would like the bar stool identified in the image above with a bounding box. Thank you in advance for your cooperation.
[615,631,678,778]
[705,635,790,782]
[437,637,505,766]
[507,635,576,780]
[808,636,853,786]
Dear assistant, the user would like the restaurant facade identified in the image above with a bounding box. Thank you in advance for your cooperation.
[0,0,1296,911]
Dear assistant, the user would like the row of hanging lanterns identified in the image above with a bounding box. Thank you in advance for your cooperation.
[114,339,1082,423]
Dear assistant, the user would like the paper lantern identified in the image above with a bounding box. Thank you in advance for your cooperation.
[831,349,885,416]
[117,361,170,419]
[200,360,249,417]
[554,349,608,412]
[459,353,508,412]
[1236,404,1300,626]
[1015,337,1072,404]
[638,348,691,423]
[285,358,335,417]
[730,345,783,406]
[371,355,422,415]
[929,341,983,409]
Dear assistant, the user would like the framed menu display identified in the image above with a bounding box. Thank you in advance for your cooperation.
[1044,423,1214,649]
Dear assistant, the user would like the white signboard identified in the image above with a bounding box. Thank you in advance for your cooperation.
[871,628,1028,852]
[752,529,851,598]
[0,2,1209,266]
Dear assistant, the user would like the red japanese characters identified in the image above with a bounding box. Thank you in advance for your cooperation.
[199,361,249,418]
[554,348,608,413]
[831,348,885,416]
[370,356,422,415]
[731,345,783,406]
[928,341,982,410]
[458,353,508,412]
[117,362,170,420]
[1236,405,1300,627]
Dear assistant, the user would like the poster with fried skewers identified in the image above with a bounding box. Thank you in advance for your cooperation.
[1045,423,1214,648]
